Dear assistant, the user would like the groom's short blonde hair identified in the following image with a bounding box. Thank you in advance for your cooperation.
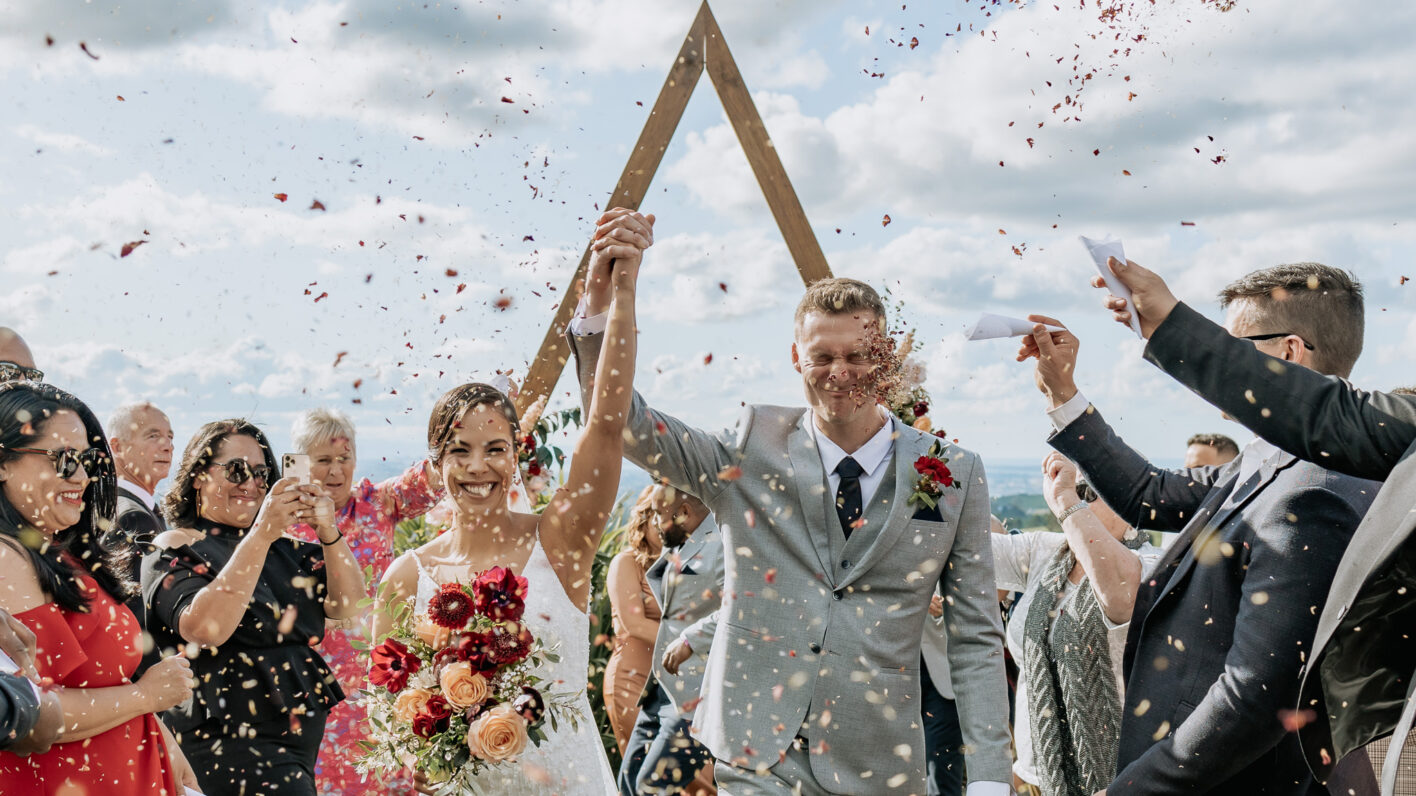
[794,278,887,335]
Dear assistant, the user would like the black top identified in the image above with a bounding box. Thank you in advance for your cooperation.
[140,518,343,733]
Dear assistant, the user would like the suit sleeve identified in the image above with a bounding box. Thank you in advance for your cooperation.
[939,456,1014,782]
[0,672,39,751]
[1109,473,1367,793]
[678,608,719,653]
[1048,405,1223,532]
[567,328,743,501]
[1146,301,1416,481]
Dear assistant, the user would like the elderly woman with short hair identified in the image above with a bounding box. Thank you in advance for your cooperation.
[286,407,443,793]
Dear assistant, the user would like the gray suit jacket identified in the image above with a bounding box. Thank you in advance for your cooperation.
[1144,301,1416,782]
[646,515,725,712]
[1052,405,1376,794]
[569,330,1011,793]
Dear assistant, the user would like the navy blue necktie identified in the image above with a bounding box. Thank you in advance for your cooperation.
[835,456,864,540]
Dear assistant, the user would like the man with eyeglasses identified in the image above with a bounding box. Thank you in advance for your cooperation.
[0,328,41,384]
[1018,262,1380,795]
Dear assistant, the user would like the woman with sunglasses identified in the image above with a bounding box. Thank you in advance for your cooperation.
[142,419,365,796]
[0,381,200,794]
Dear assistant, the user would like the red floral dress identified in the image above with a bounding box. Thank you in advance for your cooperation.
[291,460,441,794]
[0,573,179,794]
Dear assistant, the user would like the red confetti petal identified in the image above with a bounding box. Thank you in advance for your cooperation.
[119,240,147,258]
[273,193,289,202]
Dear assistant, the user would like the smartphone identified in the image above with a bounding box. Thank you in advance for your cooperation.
[282,453,312,484]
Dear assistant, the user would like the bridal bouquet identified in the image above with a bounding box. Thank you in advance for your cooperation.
[358,566,583,794]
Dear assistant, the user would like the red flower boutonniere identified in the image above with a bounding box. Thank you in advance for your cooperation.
[909,448,960,510]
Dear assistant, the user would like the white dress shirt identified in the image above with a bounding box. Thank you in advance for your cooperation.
[116,477,156,509]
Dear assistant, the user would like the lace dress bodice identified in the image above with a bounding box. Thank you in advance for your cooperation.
[412,540,616,795]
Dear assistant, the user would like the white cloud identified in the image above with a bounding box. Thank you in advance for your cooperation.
[12,124,112,155]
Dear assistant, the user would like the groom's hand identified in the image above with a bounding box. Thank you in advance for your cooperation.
[586,208,655,315]
[1015,314,1078,409]
[1093,256,1179,339]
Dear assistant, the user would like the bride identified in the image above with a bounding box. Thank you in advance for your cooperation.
[373,208,655,794]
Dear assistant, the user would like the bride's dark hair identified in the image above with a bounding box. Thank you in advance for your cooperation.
[427,383,521,464]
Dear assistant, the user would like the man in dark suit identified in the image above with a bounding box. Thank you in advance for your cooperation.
[106,401,174,675]
[1023,262,1379,794]
[1087,255,1415,794]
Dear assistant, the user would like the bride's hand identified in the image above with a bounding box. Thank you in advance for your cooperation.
[411,768,438,795]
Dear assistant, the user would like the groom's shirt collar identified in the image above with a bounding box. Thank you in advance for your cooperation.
[810,412,896,506]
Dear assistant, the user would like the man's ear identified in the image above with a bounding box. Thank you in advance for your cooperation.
[791,342,802,374]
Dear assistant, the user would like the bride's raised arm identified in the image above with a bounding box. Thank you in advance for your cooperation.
[537,209,654,609]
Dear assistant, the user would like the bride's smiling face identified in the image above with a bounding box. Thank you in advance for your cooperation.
[437,403,517,515]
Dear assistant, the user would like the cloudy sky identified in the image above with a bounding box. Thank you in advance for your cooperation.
[3,0,1413,491]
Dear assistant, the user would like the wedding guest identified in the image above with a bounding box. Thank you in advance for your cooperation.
[285,406,442,793]
[106,401,175,676]
[1090,256,1408,793]
[0,381,199,793]
[1182,432,1238,468]
[988,458,1160,796]
[144,419,365,796]
[0,606,62,755]
[1020,262,1377,794]
[622,484,722,796]
[569,257,1011,795]
[606,486,663,755]
[0,328,40,383]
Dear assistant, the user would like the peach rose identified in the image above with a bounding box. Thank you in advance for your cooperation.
[415,615,453,649]
[466,704,529,762]
[439,662,489,709]
[912,416,932,432]
[393,688,435,723]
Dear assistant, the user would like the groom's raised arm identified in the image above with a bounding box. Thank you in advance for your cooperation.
[565,209,743,501]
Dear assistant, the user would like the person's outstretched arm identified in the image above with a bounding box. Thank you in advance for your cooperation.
[1093,257,1416,481]
[538,209,651,609]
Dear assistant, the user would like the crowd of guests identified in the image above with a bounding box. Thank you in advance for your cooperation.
[1,240,1414,796]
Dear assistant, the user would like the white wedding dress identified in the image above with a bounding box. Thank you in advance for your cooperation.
[412,539,617,795]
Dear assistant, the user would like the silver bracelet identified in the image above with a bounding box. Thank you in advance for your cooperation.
[1056,500,1090,524]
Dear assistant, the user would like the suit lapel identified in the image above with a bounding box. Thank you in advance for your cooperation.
[838,418,921,590]
[645,553,669,609]
[1154,451,1299,612]
[787,413,837,582]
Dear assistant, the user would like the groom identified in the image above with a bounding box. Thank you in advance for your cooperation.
[568,209,1011,795]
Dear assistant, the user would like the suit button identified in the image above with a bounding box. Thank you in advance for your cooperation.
[840,559,851,569]
[832,590,843,601]
[808,642,822,654]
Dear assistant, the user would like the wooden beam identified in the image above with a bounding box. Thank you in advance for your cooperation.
[515,3,710,415]
[701,4,831,286]
[515,0,833,415]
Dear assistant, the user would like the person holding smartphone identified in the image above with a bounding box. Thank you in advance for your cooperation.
[143,419,365,796]
[0,381,200,794]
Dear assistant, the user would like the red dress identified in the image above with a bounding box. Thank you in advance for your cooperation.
[0,575,178,795]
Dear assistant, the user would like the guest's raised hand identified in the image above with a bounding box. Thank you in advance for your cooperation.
[1092,256,1179,339]
[137,654,195,712]
[302,483,338,540]
[250,477,304,543]
[1041,452,1082,517]
[1015,314,1078,408]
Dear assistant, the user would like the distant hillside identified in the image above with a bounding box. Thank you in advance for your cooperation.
[991,493,1059,533]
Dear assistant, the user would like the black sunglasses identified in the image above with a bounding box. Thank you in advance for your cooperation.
[0,362,44,383]
[1075,481,1099,503]
[209,458,273,487]
[1239,332,1316,351]
[10,446,105,479]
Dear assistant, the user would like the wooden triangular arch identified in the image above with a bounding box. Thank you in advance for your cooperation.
[516,0,833,414]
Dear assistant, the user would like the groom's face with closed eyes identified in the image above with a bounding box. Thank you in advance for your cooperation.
[792,310,883,429]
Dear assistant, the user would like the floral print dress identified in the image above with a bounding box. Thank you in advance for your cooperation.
[290,460,441,795]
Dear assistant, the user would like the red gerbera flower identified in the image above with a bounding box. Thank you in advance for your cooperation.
[428,583,476,629]
[473,566,528,622]
[369,637,421,694]
[454,630,500,675]
[487,621,534,665]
